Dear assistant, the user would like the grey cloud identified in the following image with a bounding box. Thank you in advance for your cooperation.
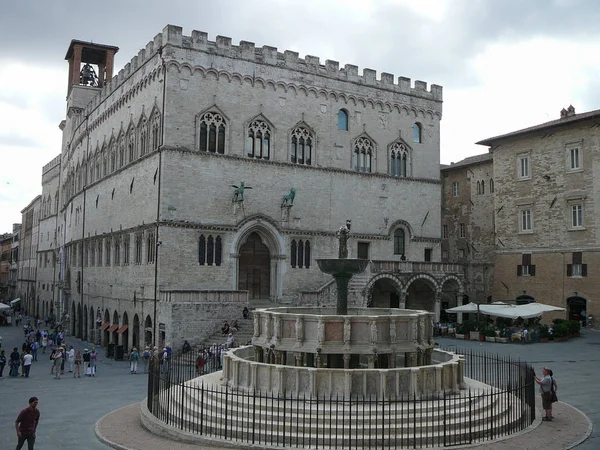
[0,133,40,148]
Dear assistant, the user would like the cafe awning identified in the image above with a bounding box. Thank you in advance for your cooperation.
[116,324,129,334]
[99,322,110,331]
[10,298,21,306]
[108,324,119,333]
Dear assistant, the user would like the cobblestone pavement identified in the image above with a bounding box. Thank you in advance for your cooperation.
[0,319,147,450]
[2,320,597,449]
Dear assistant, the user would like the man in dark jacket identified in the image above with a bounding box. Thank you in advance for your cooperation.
[10,347,20,377]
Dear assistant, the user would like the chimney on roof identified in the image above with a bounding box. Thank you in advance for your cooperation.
[561,105,576,118]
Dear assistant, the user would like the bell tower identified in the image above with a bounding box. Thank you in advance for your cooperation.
[64,40,119,93]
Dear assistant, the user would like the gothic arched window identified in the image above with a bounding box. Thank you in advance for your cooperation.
[353,137,373,173]
[215,236,222,266]
[412,123,422,144]
[207,235,214,265]
[139,119,148,156]
[198,112,226,154]
[338,109,349,131]
[389,142,409,177]
[290,239,297,268]
[151,111,161,151]
[246,120,271,160]
[198,235,206,265]
[291,126,313,165]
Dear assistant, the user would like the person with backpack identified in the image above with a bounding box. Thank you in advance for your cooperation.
[129,348,140,374]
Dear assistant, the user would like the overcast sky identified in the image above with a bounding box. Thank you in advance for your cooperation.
[2,0,600,233]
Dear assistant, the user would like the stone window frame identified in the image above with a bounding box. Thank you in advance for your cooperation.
[459,223,466,239]
[146,231,156,264]
[150,109,162,152]
[564,139,583,173]
[389,140,411,177]
[517,253,536,276]
[246,116,273,160]
[290,239,311,268]
[517,152,531,181]
[412,122,423,144]
[489,178,495,193]
[393,228,406,256]
[567,252,587,277]
[138,115,149,157]
[97,239,103,266]
[123,234,131,266]
[127,123,137,163]
[134,233,143,265]
[114,235,121,266]
[569,203,584,229]
[352,134,375,173]
[451,181,459,197]
[198,234,222,266]
[442,224,448,239]
[290,123,315,166]
[105,237,112,267]
[337,109,349,131]
[518,207,533,234]
[196,107,228,155]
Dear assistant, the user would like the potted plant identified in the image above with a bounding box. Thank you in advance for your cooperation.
[567,320,581,338]
[552,322,569,342]
[538,324,550,343]
[456,320,477,340]
[482,327,497,342]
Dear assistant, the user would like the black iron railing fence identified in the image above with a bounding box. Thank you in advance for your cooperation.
[147,348,535,448]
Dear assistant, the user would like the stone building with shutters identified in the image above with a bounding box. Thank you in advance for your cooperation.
[31,25,465,351]
[440,153,495,319]
[477,105,600,324]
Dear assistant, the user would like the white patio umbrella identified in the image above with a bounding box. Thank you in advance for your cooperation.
[0,302,10,311]
[445,302,509,315]
[490,303,565,320]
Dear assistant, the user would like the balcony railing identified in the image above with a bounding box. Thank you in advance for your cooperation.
[371,260,463,276]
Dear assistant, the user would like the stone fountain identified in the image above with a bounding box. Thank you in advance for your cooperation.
[222,222,463,396]
[142,224,530,448]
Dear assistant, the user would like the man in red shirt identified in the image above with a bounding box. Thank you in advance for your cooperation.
[15,396,40,449]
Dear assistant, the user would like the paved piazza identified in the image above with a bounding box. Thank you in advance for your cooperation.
[0,320,147,450]
[1,319,598,449]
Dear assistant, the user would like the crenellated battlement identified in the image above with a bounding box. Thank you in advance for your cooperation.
[161,25,442,101]
[42,154,61,174]
[85,24,441,114]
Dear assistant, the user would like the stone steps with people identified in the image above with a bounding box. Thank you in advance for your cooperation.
[194,298,281,353]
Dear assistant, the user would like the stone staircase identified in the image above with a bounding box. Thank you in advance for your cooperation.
[196,298,281,350]
[153,374,528,448]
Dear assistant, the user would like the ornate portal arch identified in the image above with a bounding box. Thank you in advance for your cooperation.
[230,216,285,301]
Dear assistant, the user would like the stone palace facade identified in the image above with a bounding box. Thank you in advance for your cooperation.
[24,25,465,351]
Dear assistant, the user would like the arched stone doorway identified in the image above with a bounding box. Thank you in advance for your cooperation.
[367,275,402,308]
[238,232,271,300]
[567,296,587,323]
[144,315,153,347]
[405,274,438,318]
[439,276,464,323]
[133,314,140,349]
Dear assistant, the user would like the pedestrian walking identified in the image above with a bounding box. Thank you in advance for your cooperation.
[73,350,82,378]
[41,333,47,354]
[23,350,33,378]
[129,348,140,374]
[10,347,20,377]
[67,346,75,373]
[0,349,6,377]
[89,347,97,376]
[49,348,56,374]
[52,347,63,379]
[15,396,40,450]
